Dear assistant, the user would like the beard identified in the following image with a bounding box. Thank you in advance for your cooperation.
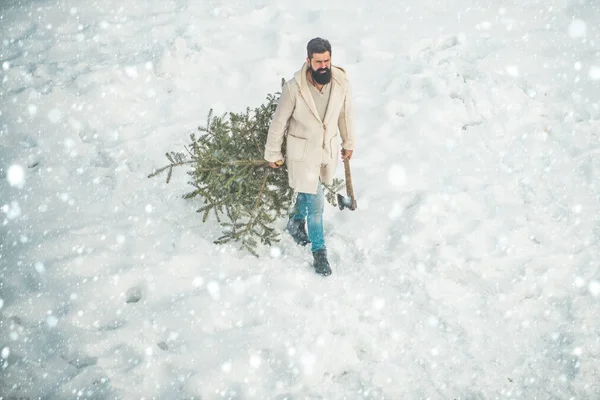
[311,66,331,85]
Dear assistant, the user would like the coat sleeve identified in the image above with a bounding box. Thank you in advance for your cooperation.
[337,78,356,151]
[264,82,296,162]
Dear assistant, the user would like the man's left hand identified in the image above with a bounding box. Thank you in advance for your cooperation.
[341,149,353,160]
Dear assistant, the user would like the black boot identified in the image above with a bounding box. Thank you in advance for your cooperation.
[312,249,332,276]
[286,218,310,246]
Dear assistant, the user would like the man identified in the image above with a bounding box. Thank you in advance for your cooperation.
[264,37,356,276]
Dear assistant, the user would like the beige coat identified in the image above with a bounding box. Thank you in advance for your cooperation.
[264,62,356,194]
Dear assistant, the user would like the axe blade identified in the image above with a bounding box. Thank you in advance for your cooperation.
[337,193,357,211]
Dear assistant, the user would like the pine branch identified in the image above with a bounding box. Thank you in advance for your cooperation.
[238,170,271,253]
[148,159,270,182]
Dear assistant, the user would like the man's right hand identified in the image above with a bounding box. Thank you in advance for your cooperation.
[269,160,284,168]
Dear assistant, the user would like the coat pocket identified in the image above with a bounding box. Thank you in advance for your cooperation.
[329,135,339,159]
[286,135,307,161]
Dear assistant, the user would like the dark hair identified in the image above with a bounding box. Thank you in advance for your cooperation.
[306,37,332,59]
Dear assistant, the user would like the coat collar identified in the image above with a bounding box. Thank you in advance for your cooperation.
[294,62,345,124]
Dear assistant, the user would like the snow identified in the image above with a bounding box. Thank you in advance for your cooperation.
[269,245,283,258]
[46,315,59,328]
[6,164,25,188]
[568,19,587,38]
[1,0,600,398]
[34,261,46,274]
[590,66,600,80]
[2,201,22,220]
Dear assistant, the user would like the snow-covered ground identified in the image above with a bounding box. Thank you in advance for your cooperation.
[2,0,600,398]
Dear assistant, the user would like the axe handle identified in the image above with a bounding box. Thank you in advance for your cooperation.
[343,158,355,199]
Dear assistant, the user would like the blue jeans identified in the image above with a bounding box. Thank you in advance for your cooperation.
[290,183,325,252]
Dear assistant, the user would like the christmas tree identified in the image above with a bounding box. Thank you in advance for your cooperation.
[148,81,344,256]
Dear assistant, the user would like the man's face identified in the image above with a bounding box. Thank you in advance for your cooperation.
[307,51,331,73]
[307,51,332,85]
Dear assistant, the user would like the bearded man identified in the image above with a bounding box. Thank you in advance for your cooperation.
[264,37,356,276]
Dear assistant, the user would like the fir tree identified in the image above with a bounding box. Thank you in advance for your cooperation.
[148,81,345,256]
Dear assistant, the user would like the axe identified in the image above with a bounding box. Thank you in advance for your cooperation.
[337,157,357,211]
